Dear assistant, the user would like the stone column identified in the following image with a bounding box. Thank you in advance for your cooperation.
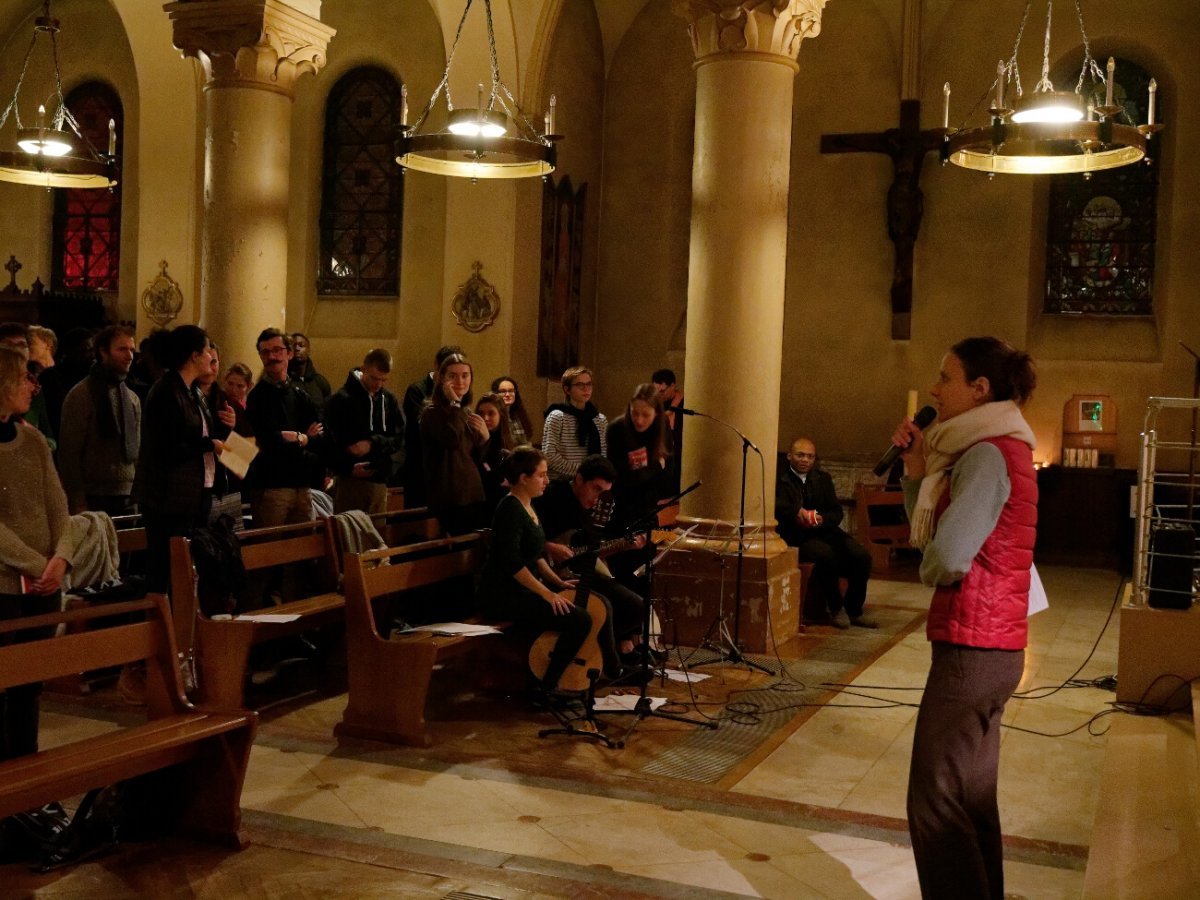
[166,1,334,366]
[674,0,826,525]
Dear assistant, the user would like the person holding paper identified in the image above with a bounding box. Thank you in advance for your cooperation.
[889,336,1038,900]
[133,325,226,600]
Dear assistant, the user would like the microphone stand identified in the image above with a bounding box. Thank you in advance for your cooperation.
[595,482,718,746]
[677,408,774,677]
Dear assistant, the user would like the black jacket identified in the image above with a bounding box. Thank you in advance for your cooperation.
[323,369,404,483]
[245,377,324,490]
[774,465,844,546]
[133,371,218,518]
[288,357,332,411]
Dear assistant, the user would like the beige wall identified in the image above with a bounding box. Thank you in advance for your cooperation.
[530,0,605,418]
[592,0,693,417]
[591,0,1200,470]
[287,0,447,390]
[1,0,1194,475]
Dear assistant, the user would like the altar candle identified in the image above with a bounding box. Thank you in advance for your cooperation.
[906,390,918,419]
[1148,78,1157,125]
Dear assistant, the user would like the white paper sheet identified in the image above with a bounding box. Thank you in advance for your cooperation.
[405,622,504,636]
[235,613,301,623]
[592,695,667,711]
[664,669,709,683]
[1027,563,1049,617]
[218,431,259,480]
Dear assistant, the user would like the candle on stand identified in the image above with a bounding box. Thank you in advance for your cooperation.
[906,390,919,419]
[1147,78,1157,126]
[942,82,950,129]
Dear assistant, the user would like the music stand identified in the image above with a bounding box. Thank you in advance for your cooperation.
[680,410,774,676]
[595,482,718,746]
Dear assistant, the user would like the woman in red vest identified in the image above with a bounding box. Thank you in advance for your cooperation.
[890,336,1038,900]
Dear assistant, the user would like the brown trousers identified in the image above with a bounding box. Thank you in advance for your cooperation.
[907,641,1024,900]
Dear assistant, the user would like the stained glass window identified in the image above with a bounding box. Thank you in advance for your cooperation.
[318,66,403,296]
[52,82,122,293]
[1044,59,1159,316]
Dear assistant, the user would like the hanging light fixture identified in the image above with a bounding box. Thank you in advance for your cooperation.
[0,0,117,189]
[941,0,1163,176]
[395,0,559,180]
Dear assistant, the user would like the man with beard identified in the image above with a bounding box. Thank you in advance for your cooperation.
[58,325,140,515]
[245,328,325,527]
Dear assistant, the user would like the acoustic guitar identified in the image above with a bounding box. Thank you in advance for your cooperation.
[527,589,608,693]
[528,494,614,692]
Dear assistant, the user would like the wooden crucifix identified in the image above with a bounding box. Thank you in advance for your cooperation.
[820,99,945,340]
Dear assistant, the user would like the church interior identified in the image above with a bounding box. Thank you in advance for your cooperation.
[2,0,1200,897]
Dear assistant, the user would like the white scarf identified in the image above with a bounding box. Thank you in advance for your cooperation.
[909,400,1036,549]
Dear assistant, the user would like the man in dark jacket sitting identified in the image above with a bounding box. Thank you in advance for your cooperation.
[775,437,876,629]
[323,348,404,514]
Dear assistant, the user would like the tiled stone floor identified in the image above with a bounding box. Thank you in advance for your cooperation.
[4,565,1127,898]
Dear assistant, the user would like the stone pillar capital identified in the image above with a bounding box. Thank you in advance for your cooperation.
[164,0,335,96]
[673,0,828,67]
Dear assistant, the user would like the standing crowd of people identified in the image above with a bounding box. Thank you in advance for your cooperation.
[0,317,688,701]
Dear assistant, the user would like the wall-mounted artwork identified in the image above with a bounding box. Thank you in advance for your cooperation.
[537,176,586,377]
[450,260,500,332]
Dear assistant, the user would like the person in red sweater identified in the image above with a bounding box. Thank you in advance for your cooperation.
[890,336,1038,900]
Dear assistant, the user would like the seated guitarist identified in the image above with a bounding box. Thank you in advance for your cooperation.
[477,448,592,693]
[534,454,646,668]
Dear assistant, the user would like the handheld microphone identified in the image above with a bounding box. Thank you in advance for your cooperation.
[872,405,937,477]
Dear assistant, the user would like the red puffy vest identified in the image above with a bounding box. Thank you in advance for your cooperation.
[927,436,1038,650]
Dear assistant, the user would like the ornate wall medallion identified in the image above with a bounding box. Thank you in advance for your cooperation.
[451,260,500,332]
[141,260,184,326]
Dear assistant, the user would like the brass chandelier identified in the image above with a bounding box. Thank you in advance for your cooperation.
[0,0,117,189]
[395,0,560,180]
[941,0,1162,176]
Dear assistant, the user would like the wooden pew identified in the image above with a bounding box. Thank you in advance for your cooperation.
[853,482,912,573]
[371,505,441,546]
[0,595,256,849]
[335,534,507,748]
[47,519,150,696]
[170,520,342,709]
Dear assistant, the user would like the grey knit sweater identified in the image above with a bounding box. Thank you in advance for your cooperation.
[0,424,76,594]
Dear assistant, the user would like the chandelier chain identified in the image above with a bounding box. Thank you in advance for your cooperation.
[1005,0,1036,99]
[407,0,546,145]
[0,28,39,132]
[1073,0,1106,94]
[408,0,475,133]
[1034,0,1054,93]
